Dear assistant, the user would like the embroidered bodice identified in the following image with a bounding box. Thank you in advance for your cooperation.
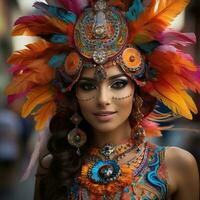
[69,142,168,200]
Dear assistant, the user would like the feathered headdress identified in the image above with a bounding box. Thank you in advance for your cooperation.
[5,0,200,136]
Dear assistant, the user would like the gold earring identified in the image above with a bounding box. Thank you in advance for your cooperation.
[131,94,145,145]
[67,113,87,156]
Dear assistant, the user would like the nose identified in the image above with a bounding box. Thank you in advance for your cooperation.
[96,85,111,106]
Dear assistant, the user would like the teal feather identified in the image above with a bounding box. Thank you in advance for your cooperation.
[138,41,160,54]
[48,53,67,68]
[126,0,144,22]
[50,34,68,44]
[33,2,77,24]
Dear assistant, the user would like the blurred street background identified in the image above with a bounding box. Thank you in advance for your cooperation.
[0,0,200,199]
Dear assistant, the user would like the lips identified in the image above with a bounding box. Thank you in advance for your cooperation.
[93,111,117,121]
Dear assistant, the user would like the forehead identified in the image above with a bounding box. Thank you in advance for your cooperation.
[80,64,126,78]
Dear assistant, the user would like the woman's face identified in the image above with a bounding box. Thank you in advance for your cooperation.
[76,65,135,133]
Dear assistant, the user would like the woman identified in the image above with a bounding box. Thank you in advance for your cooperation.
[5,0,199,199]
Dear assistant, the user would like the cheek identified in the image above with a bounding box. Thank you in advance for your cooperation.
[117,97,133,118]
[78,100,93,121]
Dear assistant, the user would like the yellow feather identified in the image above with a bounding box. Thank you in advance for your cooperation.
[34,101,56,131]
[22,85,54,118]
[179,91,197,114]
[160,74,197,114]
[150,88,192,119]
[151,78,193,119]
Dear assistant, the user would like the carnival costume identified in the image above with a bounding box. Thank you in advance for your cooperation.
[5,0,200,199]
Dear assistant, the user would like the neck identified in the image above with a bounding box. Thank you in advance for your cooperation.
[92,120,132,147]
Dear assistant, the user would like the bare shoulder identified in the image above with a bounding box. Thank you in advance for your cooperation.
[165,146,199,200]
[165,146,197,168]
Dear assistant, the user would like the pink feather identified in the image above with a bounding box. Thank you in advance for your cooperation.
[141,118,162,137]
[181,68,200,93]
[7,90,30,104]
[156,30,196,47]
[56,0,89,15]
[157,45,177,53]
[7,64,26,74]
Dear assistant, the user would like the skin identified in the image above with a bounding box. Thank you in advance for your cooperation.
[34,65,199,200]
[76,65,135,147]
[76,64,200,199]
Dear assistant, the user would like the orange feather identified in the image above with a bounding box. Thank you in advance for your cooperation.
[181,76,200,93]
[5,72,35,95]
[22,85,54,118]
[12,16,74,36]
[45,16,74,36]
[128,0,190,43]
[5,60,54,95]
[150,78,193,119]
[34,101,56,131]
[162,74,197,113]
[8,40,53,65]
[149,48,197,73]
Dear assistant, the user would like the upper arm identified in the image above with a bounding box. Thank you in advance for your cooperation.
[166,147,199,200]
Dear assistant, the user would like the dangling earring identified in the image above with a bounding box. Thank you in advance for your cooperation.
[67,113,87,156]
[131,94,146,145]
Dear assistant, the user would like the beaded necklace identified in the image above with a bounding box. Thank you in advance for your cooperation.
[78,141,148,199]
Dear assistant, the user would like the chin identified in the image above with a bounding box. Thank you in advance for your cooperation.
[89,120,121,133]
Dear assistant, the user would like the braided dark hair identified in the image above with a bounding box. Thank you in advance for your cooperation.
[38,88,93,199]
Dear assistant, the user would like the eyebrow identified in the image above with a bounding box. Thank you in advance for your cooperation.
[79,74,127,81]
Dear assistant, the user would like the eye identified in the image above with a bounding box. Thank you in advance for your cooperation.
[111,79,128,89]
[78,82,96,91]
